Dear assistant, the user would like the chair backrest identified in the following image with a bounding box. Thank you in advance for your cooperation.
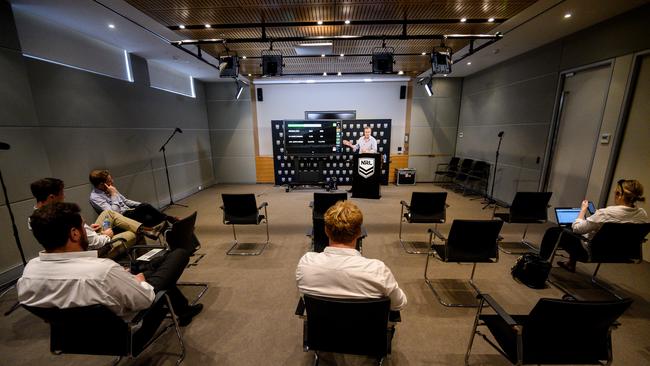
[303,294,391,358]
[522,298,632,364]
[166,211,198,253]
[458,158,474,173]
[448,157,460,171]
[469,161,491,179]
[445,220,502,262]
[221,193,259,223]
[588,223,650,263]
[409,192,447,222]
[509,192,552,222]
[23,304,131,356]
[313,192,348,219]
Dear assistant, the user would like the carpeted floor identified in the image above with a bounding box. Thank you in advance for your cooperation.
[2,183,649,365]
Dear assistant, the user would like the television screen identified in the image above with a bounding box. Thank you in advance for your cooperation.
[305,110,356,120]
[284,120,342,155]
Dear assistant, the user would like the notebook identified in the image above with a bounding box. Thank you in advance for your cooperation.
[555,207,581,228]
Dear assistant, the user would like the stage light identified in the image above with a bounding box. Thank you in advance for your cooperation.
[421,52,427,55]
[340,53,344,57]
[467,61,472,65]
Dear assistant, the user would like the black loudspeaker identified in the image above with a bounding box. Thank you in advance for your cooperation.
[399,85,406,99]
[257,88,263,102]
[262,55,283,76]
[372,53,394,74]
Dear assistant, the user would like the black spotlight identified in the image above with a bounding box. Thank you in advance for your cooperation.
[219,56,239,78]
[262,55,283,76]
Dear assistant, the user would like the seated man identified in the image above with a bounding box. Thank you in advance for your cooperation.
[89,169,174,226]
[17,202,202,325]
[30,178,163,258]
[296,200,407,311]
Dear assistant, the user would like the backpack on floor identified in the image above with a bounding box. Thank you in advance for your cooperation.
[511,253,551,289]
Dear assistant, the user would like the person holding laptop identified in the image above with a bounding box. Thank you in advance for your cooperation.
[539,179,648,272]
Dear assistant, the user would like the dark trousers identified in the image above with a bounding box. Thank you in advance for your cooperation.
[142,248,190,311]
[124,203,168,227]
[539,226,589,262]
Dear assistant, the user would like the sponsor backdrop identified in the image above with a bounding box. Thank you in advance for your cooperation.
[271,119,392,186]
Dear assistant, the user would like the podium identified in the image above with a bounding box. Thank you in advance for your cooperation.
[352,153,381,199]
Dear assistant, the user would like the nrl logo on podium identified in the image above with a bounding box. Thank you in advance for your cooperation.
[358,157,375,178]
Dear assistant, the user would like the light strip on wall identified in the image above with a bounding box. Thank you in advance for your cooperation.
[189,76,196,98]
[151,85,195,98]
[123,50,133,82]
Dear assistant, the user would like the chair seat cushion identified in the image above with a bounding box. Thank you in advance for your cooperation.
[480,314,528,364]
[433,244,497,263]
[225,214,264,225]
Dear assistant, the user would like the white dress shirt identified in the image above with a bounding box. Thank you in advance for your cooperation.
[296,247,407,310]
[352,136,378,154]
[29,207,109,250]
[17,250,155,318]
[572,205,648,239]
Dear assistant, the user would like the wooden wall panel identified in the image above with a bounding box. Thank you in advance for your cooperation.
[255,156,275,183]
[389,154,409,183]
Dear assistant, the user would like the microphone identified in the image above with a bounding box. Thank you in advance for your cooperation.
[497,131,504,137]
[0,142,10,150]
[175,127,183,134]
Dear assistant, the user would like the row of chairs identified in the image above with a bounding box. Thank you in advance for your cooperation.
[434,157,491,197]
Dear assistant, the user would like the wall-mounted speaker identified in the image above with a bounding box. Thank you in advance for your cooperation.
[257,88,263,102]
[399,85,406,99]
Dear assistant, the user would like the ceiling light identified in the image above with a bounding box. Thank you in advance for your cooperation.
[248,74,252,76]
[337,72,342,76]
[363,78,372,82]
[421,52,427,55]
[340,53,344,57]
[317,20,323,25]
[242,56,247,59]
[397,70,404,75]
[108,24,115,29]
[467,62,472,65]
[323,72,327,76]
[460,18,467,23]
[344,20,351,24]
[443,74,448,77]
[179,25,185,29]
[564,13,572,19]
[487,18,495,22]
[321,54,326,57]
[299,42,333,47]
[205,24,211,28]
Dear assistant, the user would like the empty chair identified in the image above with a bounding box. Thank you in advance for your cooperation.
[548,223,650,299]
[465,293,632,365]
[425,219,502,307]
[492,192,552,254]
[433,157,460,185]
[22,291,185,365]
[296,294,400,365]
[221,193,269,256]
[310,192,347,252]
[461,160,490,197]
[399,192,447,254]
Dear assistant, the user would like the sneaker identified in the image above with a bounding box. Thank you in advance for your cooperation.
[177,303,203,326]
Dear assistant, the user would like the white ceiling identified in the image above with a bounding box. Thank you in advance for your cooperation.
[10,0,649,82]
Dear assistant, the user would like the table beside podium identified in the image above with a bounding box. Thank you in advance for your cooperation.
[352,153,381,199]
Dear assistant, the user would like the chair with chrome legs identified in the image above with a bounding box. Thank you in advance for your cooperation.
[424,219,502,307]
[23,290,186,365]
[465,292,632,365]
[221,193,269,256]
[492,192,552,254]
[433,157,460,186]
[399,192,447,254]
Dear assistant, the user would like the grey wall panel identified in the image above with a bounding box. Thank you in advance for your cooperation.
[491,165,542,204]
[431,127,458,155]
[0,128,52,204]
[206,100,253,130]
[409,126,434,154]
[209,130,255,157]
[0,49,38,125]
[410,98,437,127]
[213,157,256,183]
[434,98,461,127]
[408,156,434,182]
[0,200,43,269]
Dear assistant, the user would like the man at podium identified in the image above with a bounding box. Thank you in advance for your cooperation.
[343,126,377,153]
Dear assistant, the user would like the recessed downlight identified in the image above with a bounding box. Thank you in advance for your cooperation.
[467,62,472,65]
[108,24,115,29]
[340,53,344,57]
[421,52,427,55]
[487,18,495,22]
[564,13,572,19]
[179,25,185,29]
[321,54,326,57]
[242,56,247,59]
[317,20,323,25]
[397,70,404,75]
[337,72,342,76]
[323,72,327,76]
[204,24,211,28]
[344,20,351,24]
[460,18,467,23]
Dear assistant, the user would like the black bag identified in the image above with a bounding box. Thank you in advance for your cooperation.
[511,253,551,289]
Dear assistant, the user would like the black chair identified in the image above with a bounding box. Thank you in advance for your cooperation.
[309,192,347,252]
[425,219,502,307]
[220,193,269,255]
[492,192,552,254]
[548,223,650,299]
[465,293,632,365]
[433,156,460,185]
[22,291,185,365]
[399,192,447,254]
[296,294,400,365]
[461,160,490,197]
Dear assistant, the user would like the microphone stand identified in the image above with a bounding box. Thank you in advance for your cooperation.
[159,129,187,208]
[483,133,504,210]
[0,167,28,316]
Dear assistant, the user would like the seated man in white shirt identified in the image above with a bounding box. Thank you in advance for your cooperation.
[17,202,202,326]
[29,178,163,258]
[296,200,407,311]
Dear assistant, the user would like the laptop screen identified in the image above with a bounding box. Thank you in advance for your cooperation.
[555,208,581,226]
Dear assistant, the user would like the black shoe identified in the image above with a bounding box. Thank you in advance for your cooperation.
[177,303,203,326]
[138,221,167,240]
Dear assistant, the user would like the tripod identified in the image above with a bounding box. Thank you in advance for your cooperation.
[483,131,504,209]
[0,145,28,316]
[159,128,187,208]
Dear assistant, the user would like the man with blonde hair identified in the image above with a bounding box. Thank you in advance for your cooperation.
[296,200,407,310]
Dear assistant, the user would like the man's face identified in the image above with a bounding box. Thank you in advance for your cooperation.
[364,128,371,138]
